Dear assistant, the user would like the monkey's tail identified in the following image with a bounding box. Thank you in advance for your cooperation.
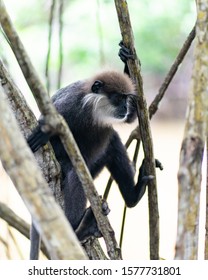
[27,125,50,152]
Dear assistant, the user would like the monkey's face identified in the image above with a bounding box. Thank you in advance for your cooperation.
[82,78,137,126]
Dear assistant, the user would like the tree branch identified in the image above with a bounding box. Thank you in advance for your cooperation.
[175,1,207,259]
[114,0,159,259]
[57,0,64,89]
[0,202,49,258]
[149,25,196,119]
[205,134,208,259]
[45,0,56,93]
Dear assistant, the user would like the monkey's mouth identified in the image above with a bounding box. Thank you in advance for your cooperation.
[117,113,127,119]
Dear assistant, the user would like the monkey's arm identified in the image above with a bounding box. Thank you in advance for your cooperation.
[105,132,155,208]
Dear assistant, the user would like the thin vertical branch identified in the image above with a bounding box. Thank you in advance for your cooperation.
[114,0,159,259]
[57,0,64,89]
[8,228,24,259]
[119,140,140,248]
[96,0,105,65]
[45,0,56,93]
[205,127,208,259]
[119,206,127,248]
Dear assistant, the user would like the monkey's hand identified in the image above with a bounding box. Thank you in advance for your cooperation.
[27,119,52,152]
[138,158,163,183]
[118,41,135,63]
[75,201,110,242]
[118,41,135,77]
[129,158,163,207]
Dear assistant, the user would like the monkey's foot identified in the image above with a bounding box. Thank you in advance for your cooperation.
[75,201,110,242]
[118,41,135,63]
[75,207,101,241]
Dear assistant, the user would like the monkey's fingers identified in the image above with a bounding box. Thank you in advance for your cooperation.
[141,175,154,185]
[27,126,50,152]
[118,41,135,63]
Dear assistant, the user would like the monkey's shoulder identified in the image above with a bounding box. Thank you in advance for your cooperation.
[51,80,85,103]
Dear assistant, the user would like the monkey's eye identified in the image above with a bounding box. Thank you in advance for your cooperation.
[91,80,103,93]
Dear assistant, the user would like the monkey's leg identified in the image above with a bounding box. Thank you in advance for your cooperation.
[75,201,110,242]
[62,171,86,230]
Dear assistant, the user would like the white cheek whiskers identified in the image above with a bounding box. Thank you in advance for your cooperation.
[82,93,129,125]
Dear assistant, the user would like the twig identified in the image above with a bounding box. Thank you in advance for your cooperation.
[149,25,196,119]
[8,227,24,259]
[0,202,49,258]
[0,236,8,249]
[0,202,30,239]
[119,205,127,248]
[57,0,64,89]
[45,0,56,93]
[205,134,208,259]
[114,0,159,260]
[96,0,105,65]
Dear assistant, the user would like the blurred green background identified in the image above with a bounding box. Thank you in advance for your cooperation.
[0,0,195,103]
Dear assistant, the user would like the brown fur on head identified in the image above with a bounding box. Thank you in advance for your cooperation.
[84,70,135,95]
[82,70,137,126]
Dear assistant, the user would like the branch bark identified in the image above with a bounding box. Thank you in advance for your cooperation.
[114,0,159,260]
[175,0,208,259]
[206,134,208,259]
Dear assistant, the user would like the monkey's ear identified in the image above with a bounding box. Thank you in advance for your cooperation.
[91,80,104,93]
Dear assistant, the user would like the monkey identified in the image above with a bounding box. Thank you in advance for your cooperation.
[27,44,162,258]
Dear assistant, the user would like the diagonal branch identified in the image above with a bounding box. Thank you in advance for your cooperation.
[149,25,196,119]
[0,202,49,258]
